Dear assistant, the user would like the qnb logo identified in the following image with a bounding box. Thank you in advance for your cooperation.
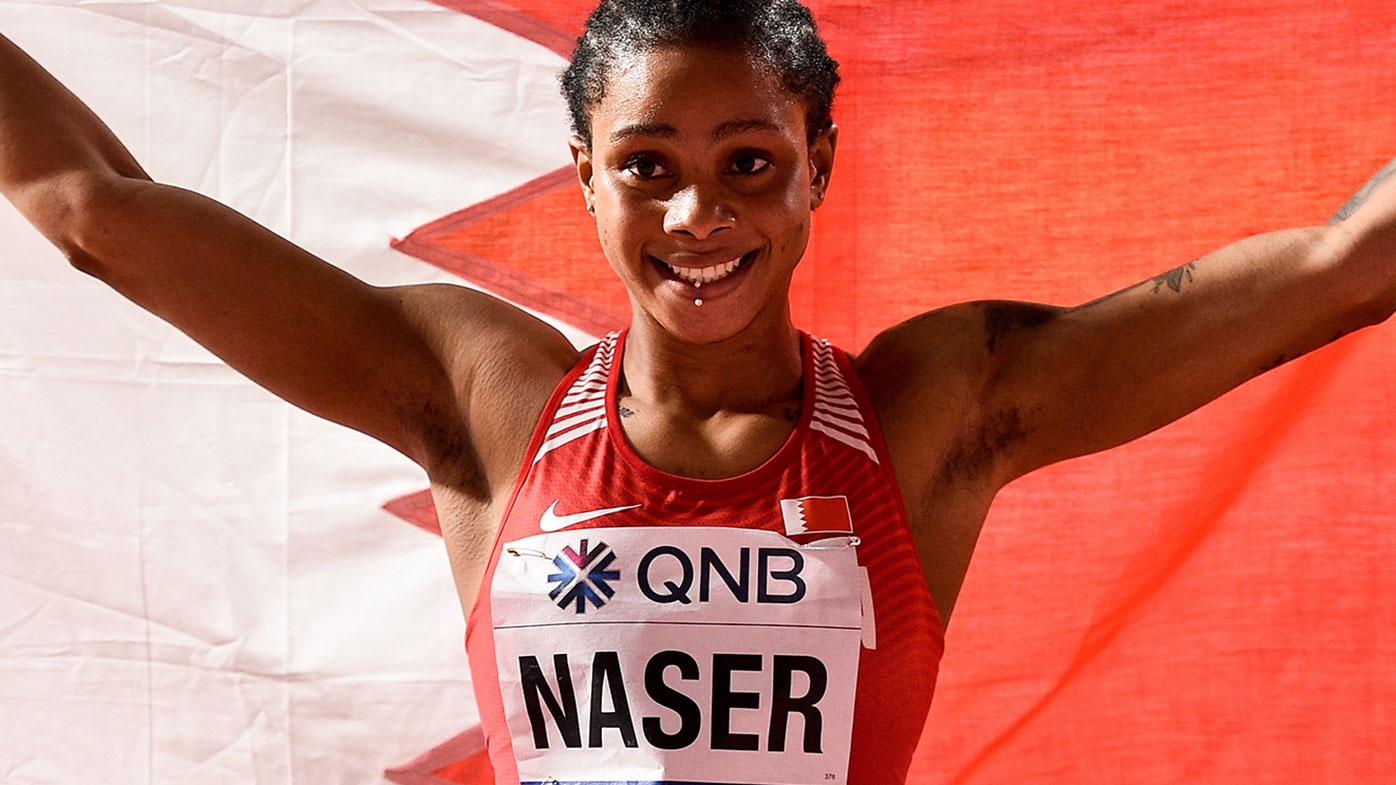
[638,546,807,605]
[548,539,619,613]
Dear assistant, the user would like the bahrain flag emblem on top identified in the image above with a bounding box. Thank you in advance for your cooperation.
[781,496,856,539]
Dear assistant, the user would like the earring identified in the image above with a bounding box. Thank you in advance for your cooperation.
[586,203,595,215]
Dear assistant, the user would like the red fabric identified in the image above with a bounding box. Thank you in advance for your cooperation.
[399,1,1396,781]
[431,752,497,785]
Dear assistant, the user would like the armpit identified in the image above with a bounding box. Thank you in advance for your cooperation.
[938,406,1033,482]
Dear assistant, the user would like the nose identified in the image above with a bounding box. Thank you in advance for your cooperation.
[663,182,734,239]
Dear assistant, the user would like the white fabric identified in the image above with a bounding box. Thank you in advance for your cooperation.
[491,527,863,785]
[0,2,587,782]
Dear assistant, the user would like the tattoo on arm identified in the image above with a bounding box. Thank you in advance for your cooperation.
[1150,260,1196,294]
[1329,157,1396,224]
[1078,258,1199,309]
[618,405,635,418]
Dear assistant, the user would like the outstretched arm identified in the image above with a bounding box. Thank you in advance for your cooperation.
[872,157,1395,489]
[862,157,1395,622]
[986,157,1396,479]
[0,33,573,480]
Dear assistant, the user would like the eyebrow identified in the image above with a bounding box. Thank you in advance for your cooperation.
[608,117,782,144]
[712,118,781,140]
[609,122,677,143]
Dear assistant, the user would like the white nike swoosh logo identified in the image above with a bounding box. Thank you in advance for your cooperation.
[538,500,641,532]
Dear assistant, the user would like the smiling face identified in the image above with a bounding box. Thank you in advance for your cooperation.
[571,43,836,345]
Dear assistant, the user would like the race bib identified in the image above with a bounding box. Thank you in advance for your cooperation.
[491,526,863,785]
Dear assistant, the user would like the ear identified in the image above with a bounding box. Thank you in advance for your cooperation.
[808,124,838,210]
[569,134,596,215]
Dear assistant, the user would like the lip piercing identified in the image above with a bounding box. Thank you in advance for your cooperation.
[694,298,703,307]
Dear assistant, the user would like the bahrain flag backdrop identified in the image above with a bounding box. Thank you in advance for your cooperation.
[1,1,1393,783]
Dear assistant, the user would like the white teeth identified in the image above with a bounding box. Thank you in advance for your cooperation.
[664,255,745,286]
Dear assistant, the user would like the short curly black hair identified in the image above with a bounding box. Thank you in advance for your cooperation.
[561,0,840,147]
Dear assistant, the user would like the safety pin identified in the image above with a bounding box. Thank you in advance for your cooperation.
[800,534,861,549]
[505,546,549,559]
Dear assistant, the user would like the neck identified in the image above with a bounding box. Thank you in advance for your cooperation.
[621,315,803,415]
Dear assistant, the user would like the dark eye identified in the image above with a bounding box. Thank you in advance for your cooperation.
[624,157,671,179]
[728,155,771,174]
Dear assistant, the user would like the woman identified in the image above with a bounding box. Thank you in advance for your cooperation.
[1,0,1391,782]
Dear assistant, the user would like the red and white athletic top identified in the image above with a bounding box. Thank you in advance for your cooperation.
[466,331,943,785]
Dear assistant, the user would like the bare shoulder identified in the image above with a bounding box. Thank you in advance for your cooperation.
[385,282,581,496]
[855,301,994,408]
[856,299,1066,496]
